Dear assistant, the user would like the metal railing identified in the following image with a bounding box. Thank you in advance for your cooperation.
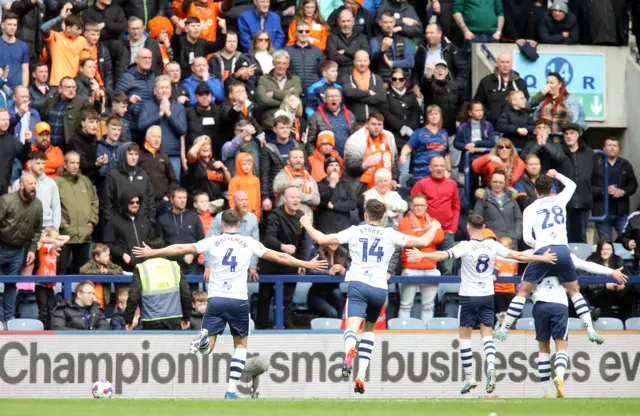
[1,274,636,329]
[463,148,609,222]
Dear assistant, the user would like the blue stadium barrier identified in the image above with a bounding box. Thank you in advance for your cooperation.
[463,149,609,222]
[1,274,637,329]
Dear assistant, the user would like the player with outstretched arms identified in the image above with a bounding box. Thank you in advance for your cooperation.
[524,253,627,398]
[407,214,557,395]
[299,199,443,395]
[493,169,627,344]
[133,209,328,399]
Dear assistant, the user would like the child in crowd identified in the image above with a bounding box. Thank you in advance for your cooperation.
[190,290,207,330]
[228,152,261,222]
[79,243,123,308]
[148,16,174,66]
[96,115,125,178]
[97,92,130,142]
[110,287,139,331]
[221,120,260,175]
[493,236,518,329]
[496,90,536,150]
[276,94,307,143]
[305,60,341,117]
[35,227,70,329]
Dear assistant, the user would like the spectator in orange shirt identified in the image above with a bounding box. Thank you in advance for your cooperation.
[41,4,87,87]
[18,122,64,179]
[35,227,70,329]
[309,130,343,182]
[287,0,330,51]
[398,193,445,325]
[228,152,261,221]
[493,235,517,329]
[185,0,234,42]
[148,16,175,67]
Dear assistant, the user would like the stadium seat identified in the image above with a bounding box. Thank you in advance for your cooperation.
[521,299,534,318]
[594,317,624,331]
[427,317,458,330]
[443,299,459,319]
[624,318,640,330]
[7,319,44,331]
[0,322,4,330]
[515,318,535,330]
[17,302,38,320]
[568,317,585,330]
[388,317,426,330]
[614,243,633,261]
[310,318,342,330]
[249,318,255,333]
[570,243,593,259]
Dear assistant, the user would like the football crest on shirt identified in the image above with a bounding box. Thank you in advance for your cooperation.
[223,281,232,290]
[545,279,554,289]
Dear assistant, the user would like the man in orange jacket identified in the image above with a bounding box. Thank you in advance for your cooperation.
[18,122,64,179]
[398,193,445,325]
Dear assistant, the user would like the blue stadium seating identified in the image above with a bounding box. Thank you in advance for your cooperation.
[515,318,535,330]
[624,318,640,330]
[310,318,342,330]
[427,317,458,330]
[594,317,624,331]
[388,317,425,330]
[7,319,44,331]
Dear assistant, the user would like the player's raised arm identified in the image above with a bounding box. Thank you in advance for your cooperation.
[572,254,628,284]
[299,215,341,246]
[261,250,329,271]
[547,169,577,204]
[522,207,535,249]
[404,220,442,248]
[506,248,557,264]
[133,242,198,258]
[406,248,448,262]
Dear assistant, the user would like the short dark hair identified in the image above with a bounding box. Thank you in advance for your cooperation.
[2,12,19,23]
[274,115,291,127]
[76,280,95,295]
[410,193,427,203]
[367,112,384,123]
[535,174,554,196]
[106,115,123,127]
[65,14,84,29]
[125,142,140,153]
[365,199,386,222]
[28,150,46,162]
[604,136,619,144]
[81,109,99,121]
[379,10,395,20]
[91,243,110,259]
[147,238,165,250]
[221,209,240,226]
[320,60,338,73]
[467,214,485,229]
[59,76,76,87]
[185,16,200,26]
[111,92,128,104]
[535,118,552,128]
[171,187,188,199]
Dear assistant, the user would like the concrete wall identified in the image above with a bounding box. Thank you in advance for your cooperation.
[472,44,629,129]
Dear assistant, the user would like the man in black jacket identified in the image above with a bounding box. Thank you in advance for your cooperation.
[156,187,205,276]
[81,0,127,46]
[28,63,57,111]
[473,52,528,128]
[172,16,226,78]
[138,125,178,219]
[66,109,101,183]
[520,118,563,174]
[257,186,306,329]
[51,280,111,331]
[537,1,579,45]
[186,83,222,158]
[412,23,469,98]
[328,0,375,37]
[555,123,603,243]
[326,9,370,77]
[103,142,156,226]
[218,81,263,144]
[113,16,164,78]
[316,157,357,234]
[284,21,324,92]
[104,191,155,272]
[594,137,637,241]
[0,109,22,196]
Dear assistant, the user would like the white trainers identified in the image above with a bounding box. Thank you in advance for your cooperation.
[190,329,209,354]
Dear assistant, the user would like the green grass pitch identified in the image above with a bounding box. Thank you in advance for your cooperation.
[3,399,640,416]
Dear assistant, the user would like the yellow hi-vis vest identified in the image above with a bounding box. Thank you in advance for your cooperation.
[137,258,183,322]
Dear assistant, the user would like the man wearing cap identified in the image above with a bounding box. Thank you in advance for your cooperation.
[412,22,468,97]
[18,122,64,179]
[309,131,344,182]
[183,57,226,106]
[316,156,356,234]
[538,1,579,45]
[186,82,222,160]
[369,10,414,81]
[555,122,602,243]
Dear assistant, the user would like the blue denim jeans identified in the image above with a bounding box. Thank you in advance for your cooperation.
[0,247,25,322]
[436,232,456,276]
[460,33,497,67]
[595,213,629,242]
[170,156,182,182]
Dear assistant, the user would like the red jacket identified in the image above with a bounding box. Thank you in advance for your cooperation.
[410,176,460,233]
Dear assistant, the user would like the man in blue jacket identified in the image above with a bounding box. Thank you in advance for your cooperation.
[238,0,285,51]
[183,57,225,105]
[137,75,188,181]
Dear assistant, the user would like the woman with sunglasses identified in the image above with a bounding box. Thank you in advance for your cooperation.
[287,0,329,50]
[235,30,275,81]
[381,68,420,151]
[471,137,525,187]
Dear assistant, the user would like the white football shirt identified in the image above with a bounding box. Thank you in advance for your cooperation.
[446,239,510,297]
[195,233,267,300]
[532,253,614,306]
[522,173,577,250]
[336,225,408,290]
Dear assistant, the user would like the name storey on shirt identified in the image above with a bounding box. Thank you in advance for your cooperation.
[359,226,384,236]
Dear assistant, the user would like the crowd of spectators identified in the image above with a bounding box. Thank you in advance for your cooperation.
[0,0,638,330]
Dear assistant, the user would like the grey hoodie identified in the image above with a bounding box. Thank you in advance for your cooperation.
[12,172,61,229]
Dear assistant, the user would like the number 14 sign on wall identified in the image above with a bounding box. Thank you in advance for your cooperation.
[513,52,606,121]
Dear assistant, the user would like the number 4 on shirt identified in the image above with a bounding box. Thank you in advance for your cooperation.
[359,238,384,263]
[222,248,237,272]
